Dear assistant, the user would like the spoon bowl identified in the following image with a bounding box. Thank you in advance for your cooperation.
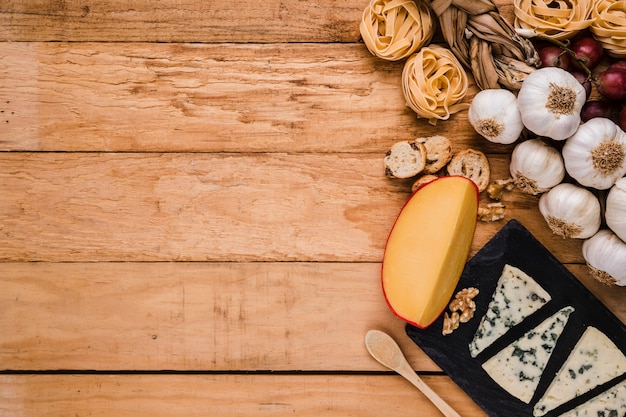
[365,329,461,417]
[365,329,404,369]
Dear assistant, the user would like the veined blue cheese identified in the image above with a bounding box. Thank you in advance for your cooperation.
[534,326,626,417]
[481,306,574,403]
[469,264,551,358]
[559,381,626,417]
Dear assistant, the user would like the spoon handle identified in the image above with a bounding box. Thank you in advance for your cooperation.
[396,361,462,417]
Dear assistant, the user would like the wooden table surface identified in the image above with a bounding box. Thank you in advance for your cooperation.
[1,1,625,415]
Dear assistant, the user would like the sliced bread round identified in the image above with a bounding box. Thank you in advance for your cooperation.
[446,149,490,192]
[384,141,427,179]
[411,174,439,192]
[416,135,453,174]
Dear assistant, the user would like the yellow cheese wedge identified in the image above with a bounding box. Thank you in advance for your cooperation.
[382,176,479,328]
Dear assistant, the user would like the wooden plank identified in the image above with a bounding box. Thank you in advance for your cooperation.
[0,262,410,371]
[1,262,622,371]
[0,42,513,154]
[0,152,586,263]
[0,374,487,417]
[0,0,365,43]
[0,0,516,43]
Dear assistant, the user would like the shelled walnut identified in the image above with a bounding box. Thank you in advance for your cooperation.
[486,178,514,201]
[478,202,506,222]
[443,287,479,335]
[443,311,460,335]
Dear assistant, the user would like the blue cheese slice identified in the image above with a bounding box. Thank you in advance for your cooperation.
[481,306,574,403]
[559,380,626,417]
[534,326,626,417]
[469,264,551,358]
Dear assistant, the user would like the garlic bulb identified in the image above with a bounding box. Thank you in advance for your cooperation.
[605,177,626,242]
[509,139,565,195]
[562,118,626,190]
[538,183,601,239]
[517,67,586,140]
[582,229,626,286]
[468,89,524,144]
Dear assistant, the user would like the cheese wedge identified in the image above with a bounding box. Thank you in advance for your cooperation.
[482,306,574,403]
[382,176,479,328]
[559,381,626,417]
[534,326,626,416]
[469,264,552,358]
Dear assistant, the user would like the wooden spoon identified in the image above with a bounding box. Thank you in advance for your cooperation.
[365,329,462,417]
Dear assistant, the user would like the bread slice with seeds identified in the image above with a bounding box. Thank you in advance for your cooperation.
[384,141,427,179]
[446,149,491,192]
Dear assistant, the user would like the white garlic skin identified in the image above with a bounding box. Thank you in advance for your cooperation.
[509,139,565,195]
[538,183,601,239]
[468,89,523,144]
[517,67,586,140]
[606,177,626,242]
[582,229,626,286]
[562,118,626,190]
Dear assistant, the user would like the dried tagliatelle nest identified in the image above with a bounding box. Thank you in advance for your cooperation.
[402,44,469,125]
[513,0,595,40]
[360,0,436,61]
[591,0,626,58]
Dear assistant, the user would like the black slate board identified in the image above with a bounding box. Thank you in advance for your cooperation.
[406,219,626,417]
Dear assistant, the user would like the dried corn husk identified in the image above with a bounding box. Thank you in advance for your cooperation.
[430,0,540,90]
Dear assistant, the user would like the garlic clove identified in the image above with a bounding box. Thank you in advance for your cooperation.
[562,118,626,190]
[468,89,524,145]
[538,183,601,239]
[517,67,586,141]
[509,139,565,195]
[605,177,626,242]
[582,229,626,286]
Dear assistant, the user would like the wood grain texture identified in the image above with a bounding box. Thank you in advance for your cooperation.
[0,374,488,417]
[1,0,620,415]
[0,42,515,153]
[0,0,515,43]
[0,0,365,43]
[0,152,585,263]
[0,262,406,371]
[1,262,622,371]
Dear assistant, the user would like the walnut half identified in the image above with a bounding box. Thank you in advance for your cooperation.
[478,202,506,222]
[443,311,460,336]
[442,287,479,336]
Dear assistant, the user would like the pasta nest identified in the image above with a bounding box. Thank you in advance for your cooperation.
[360,0,435,61]
[513,0,594,40]
[401,45,469,125]
[590,0,626,58]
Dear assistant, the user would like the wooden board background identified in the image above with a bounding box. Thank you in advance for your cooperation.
[1,1,625,415]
